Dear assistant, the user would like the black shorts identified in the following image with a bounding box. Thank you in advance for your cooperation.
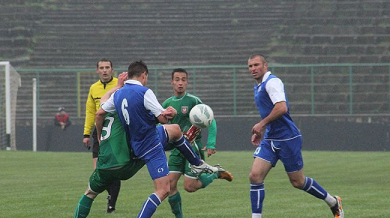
[92,128,99,158]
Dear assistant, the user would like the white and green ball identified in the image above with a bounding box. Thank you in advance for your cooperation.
[189,104,214,128]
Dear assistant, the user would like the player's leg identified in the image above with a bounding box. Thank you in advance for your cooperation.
[106,180,121,213]
[193,140,233,183]
[249,140,276,218]
[80,131,99,217]
[74,189,97,218]
[161,125,218,174]
[74,169,111,218]
[249,157,272,218]
[288,170,343,217]
[168,173,183,218]
[92,128,121,213]
[162,124,201,165]
[183,158,233,192]
[137,146,170,218]
[167,150,185,218]
[281,137,344,218]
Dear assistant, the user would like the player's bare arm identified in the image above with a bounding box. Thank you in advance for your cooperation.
[95,108,107,143]
[251,101,287,145]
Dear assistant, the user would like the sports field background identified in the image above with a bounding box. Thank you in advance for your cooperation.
[0,150,389,218]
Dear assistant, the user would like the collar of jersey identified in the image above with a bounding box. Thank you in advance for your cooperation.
[99,76,114,85]
[257,71,272,88]
[124,80,143,86]
[261,71,272,83]
[172,92,187,100]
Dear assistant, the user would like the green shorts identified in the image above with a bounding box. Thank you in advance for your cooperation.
[89,159,145,193]
[168,140,204,178]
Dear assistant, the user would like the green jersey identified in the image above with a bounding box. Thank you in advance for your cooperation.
[162,92,217,150]
[97,113,131,170]
[162,92,202,133]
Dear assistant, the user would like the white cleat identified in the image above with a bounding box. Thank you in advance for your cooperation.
[190,161,219,175]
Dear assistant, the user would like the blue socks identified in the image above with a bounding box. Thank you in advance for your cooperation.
[250,183,265,215]
[137,193,161,218]
[301,177,327,200]
[173,135,202,166]
[250,177,328,217]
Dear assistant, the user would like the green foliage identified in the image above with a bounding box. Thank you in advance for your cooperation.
[0,150,389,217]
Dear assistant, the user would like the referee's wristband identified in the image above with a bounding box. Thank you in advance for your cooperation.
[83,135,90,138]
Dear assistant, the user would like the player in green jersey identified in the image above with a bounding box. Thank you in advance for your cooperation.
[74,72,144,217]
[163,68,233,218]
[74,111,146,218]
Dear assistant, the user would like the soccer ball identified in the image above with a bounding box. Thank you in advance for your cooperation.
[189,104,214,128]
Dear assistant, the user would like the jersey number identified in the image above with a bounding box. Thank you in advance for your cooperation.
[100,116,114,141]
[121,99,130,125]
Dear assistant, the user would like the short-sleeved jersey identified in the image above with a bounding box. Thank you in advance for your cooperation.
[255,73,300,140]
[102,80,164,158]
[162,92,202,133]
[97,113,131,169]
[83,77,118,136]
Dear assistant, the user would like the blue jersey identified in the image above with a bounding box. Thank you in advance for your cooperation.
[254,74,300,140]
[113,82,162,158]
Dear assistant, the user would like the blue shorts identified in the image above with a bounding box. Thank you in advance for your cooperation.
[253,136,303,173]
[156,125,168,148]
[142,126,169,180]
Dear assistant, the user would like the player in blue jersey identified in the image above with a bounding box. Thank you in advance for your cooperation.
[247,54,344,218]
[100,61,220,218]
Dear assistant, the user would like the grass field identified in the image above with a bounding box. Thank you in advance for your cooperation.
[0,150,389,218]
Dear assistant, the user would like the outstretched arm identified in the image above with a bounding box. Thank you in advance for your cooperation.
[205,118,217,157]
[95,108,107,144]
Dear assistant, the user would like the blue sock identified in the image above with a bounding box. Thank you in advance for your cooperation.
[250,183,264,214]
[137,193,161,218]
[173,135,202,166]
[301,177,327,200]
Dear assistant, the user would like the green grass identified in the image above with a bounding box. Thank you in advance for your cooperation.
[0,150,389,218]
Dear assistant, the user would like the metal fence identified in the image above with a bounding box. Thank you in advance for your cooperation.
[15,63,390,122]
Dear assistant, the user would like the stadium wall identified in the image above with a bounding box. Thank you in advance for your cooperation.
[15,116,390,152]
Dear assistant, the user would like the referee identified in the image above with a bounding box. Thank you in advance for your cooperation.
[82,58,121,214]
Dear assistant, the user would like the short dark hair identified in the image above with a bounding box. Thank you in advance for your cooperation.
[96,58,113,68]
[248,54,267,63]
[171,68,188,79]
[128,60,148,78]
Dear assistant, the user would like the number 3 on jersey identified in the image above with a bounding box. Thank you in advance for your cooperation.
[121,99,130,125]
[101,116,114,141]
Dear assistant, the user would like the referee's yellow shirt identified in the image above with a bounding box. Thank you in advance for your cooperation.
[83,77,118,137]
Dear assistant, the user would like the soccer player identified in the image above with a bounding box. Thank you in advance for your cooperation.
[74,72,195,218]
[81,58,121,213]
[74,111,145,218]
[163,68,233,218]
[100,61,220,218]
[247,54,344,218]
